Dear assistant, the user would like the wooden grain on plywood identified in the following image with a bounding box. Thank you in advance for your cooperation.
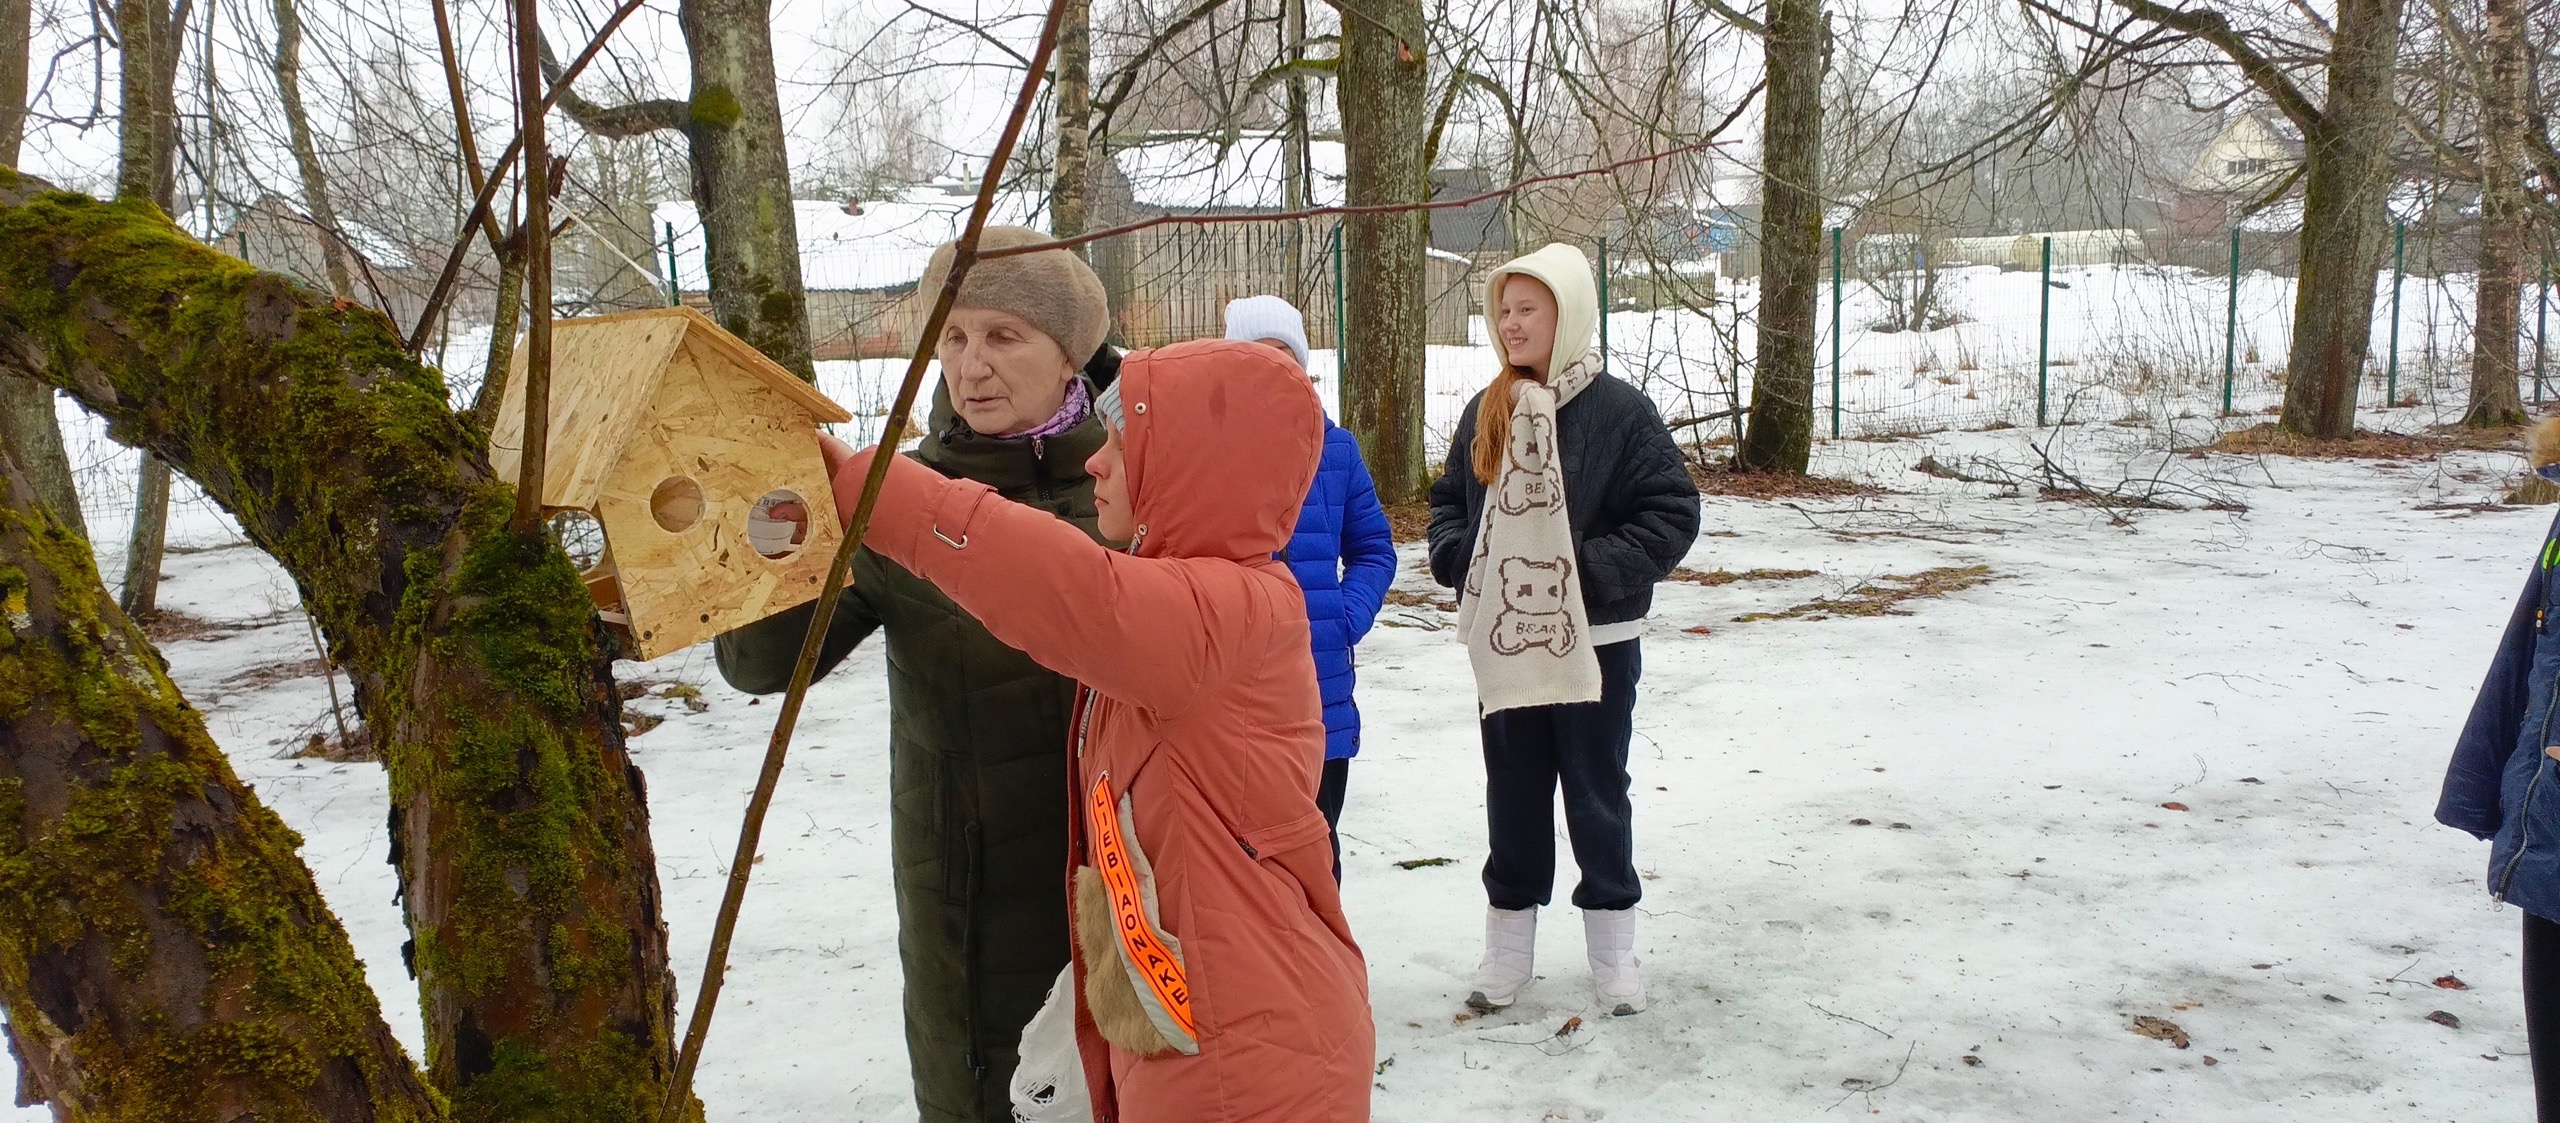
[595,345,843,659]
[487,313,687,507]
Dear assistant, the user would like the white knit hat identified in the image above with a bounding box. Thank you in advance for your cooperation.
[1222,295,1310,372]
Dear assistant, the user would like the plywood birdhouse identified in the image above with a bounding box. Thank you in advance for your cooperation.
[488,306,853,660]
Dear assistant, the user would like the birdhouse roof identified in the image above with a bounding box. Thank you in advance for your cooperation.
[487,306,853,511]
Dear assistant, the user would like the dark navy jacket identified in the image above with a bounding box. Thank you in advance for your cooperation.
[1287,421,1397,760]
[1426,373,1702,627]
[2440,507,2560,922]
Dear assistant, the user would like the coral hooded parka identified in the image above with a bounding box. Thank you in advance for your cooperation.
[845,339,1375,1122]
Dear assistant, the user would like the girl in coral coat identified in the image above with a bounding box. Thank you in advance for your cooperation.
[820,339,1374,1122]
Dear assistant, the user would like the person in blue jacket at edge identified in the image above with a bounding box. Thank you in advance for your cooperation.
[1224,295,1397,882]
[2442,417,2560,1123]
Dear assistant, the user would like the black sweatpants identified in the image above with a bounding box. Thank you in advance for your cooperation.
[1480,639,1643,912]
[1316,757,1350,883]
[2529,912,2560,1121]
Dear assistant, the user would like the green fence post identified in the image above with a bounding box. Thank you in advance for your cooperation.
[661,221,682,307]
[1331,223,1348,385]
[1830,227,1843,440]
[2037,235,2052,427]
[2221,229,2239,415]
[2386,222,2405,405]
[1597,237,1610,371]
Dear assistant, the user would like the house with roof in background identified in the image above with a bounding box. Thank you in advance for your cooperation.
[649,137,1515,363]
[1092,131,1494,347]
[2168,113,2306,239]
[653,185,1043,362]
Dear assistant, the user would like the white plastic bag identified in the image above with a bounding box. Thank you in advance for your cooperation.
[1011,964,1093,1123]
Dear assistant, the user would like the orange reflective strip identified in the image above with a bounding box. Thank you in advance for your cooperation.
[1087,777,1197,1040]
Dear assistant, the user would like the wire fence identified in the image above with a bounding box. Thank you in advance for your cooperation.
[48,212,2547,583]
[676,216,2547,455]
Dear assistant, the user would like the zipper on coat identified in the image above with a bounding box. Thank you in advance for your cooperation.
[962,820,986,1086]
[2498,667,2560,899]
[1073,687,1097,760]
[1032,438,1055,502]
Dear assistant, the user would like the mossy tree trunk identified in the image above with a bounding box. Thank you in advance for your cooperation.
[2466,0,2530,428]
[546,0,815,381]
[0,176,699,1123]
[1337,0,1430,502]
[2111,0,2405,440]
[0,445,446,1121]
[1740,0,1823,473]
[2276,0,2406,439]
[0,0,81,540]
[1051,0,1090,246]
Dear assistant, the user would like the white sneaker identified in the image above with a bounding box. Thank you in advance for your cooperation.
[1585,907,1646,1016]
[1467,906,1538,1010]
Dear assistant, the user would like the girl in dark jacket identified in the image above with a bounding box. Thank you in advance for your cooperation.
[2441,418,2560,1122]
[1426,243,1700,1017]
[715,226,1111,1123]
[1224,295,1397,881]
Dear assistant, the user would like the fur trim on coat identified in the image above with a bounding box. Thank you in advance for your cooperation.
[2531,418,2560,468]
[1074,865,1178,1058]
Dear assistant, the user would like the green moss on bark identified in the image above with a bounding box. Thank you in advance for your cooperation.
[688,85,742,129]
[0,483,446,1120]
[1,179,693,1121]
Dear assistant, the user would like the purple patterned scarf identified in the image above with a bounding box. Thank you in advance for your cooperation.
[997,377,1091,442]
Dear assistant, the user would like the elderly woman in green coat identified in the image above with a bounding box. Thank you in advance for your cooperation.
[714,226,1112,1123]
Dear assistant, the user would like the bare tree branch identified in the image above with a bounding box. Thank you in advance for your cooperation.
[1697,0,1768,38]
[538,32,688,137]
[2104,0,2327,135]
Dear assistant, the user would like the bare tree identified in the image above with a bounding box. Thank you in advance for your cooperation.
[1055,0,1092,241]
[0,0,83,539]
[1743,0,1824,472]
[548,0,817,379]
[2106,0,2411,438]
[114,0,190,617]
[271,0,353,299]
[2466,0,2531,425]
[1338,0,1431,501]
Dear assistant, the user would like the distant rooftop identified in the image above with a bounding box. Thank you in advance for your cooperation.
[652,187,1045,293]
[1108,132,1350,211]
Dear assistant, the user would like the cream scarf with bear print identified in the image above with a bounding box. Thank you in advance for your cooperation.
[1458,353,1605,716]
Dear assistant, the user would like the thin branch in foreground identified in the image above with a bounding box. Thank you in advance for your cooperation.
[656,0,1074,1117]
[978,128,1746,260]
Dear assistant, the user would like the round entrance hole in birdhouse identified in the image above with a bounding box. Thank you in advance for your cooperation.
[749,489,808,560]
[651,476,705,533]
[546,510,607,572]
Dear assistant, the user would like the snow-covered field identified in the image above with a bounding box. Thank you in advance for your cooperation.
[15,398,2560,1120]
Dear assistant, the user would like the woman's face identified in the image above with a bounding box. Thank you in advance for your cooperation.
[1494,275,1559,378]
[1087,420,1134,544]
[941,306,1078,436]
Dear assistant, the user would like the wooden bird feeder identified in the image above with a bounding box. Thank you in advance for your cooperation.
[488,306,853,661]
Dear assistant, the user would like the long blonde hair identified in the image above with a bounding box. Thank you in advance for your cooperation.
[1470,367,1536,485]
[1472,272,1548,484]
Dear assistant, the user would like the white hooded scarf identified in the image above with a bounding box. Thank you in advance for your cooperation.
[1457,243,1607,715]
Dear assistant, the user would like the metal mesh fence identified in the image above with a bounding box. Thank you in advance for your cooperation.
[43,214,2549,574]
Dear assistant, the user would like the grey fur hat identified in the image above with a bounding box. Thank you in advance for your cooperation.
[916,225,1110,363]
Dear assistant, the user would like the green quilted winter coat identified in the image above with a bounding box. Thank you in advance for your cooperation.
[713,378,1106,1123]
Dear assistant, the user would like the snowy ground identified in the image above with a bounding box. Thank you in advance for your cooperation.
[15,402,2560,1120]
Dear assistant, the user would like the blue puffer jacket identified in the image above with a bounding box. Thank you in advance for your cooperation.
[2440,506,2560,922]
[1286,421,1398,760]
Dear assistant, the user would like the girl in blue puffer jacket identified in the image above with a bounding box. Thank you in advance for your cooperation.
[2442,418,2560,1121]
[1226,296,1398,881]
